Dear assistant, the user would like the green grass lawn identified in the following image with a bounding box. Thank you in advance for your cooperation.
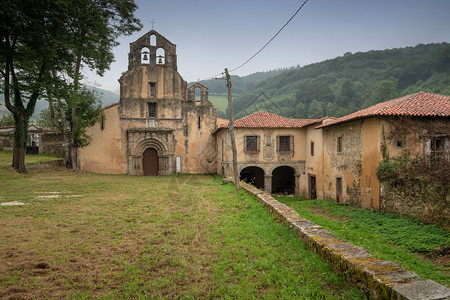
[275,196,450,287]
[0,157,366,299]
[0,152,61,166]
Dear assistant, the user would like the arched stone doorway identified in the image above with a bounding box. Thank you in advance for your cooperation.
[143,148,159,176]
[240,166,265,189]
[272,166,295,194]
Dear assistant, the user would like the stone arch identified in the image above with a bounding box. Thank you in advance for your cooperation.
[156,47,165,64]
[272,165,296,194]
[127,129,175,176]
[135,138,169,157]
[141,47,150,64]
[187,83,208,103]
[150,34,156,46]
[240,166,265,189]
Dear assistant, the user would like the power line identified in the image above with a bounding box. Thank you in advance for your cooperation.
[201,0,310,81]
[229,0,310,73]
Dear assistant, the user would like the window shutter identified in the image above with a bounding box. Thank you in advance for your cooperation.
[424,138,431,155]
[257,135,260,151]
[244,135,248,152]
[276,136,280,152]
[291,135,294,154]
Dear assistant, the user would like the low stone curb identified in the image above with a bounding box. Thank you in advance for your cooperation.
[239,182,450,300]
[27,159,64,170]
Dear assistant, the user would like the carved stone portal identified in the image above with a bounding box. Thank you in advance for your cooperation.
[127,128,175,175]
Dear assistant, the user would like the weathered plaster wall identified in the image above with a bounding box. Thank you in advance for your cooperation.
[381,117,450,159]
[79,104,127,174]
[300,124,324,199]
[360,118,381,209]
[322,121,363,206]
[217,127,307,177]
[378,117,450,229]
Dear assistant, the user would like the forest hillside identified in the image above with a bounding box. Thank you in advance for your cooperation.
[199,43,450,119]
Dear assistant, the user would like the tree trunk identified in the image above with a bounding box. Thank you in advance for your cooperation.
[70,53,82,171]
[225,68,240,191]
[58,101,72,169]
[12,113,28,173]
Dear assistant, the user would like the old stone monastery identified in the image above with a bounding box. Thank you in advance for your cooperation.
[79,31,450,224]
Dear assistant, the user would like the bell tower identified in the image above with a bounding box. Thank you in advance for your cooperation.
[127,30,177,70]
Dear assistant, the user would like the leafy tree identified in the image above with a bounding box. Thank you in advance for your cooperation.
[296,80,335,105]
[0,113,15,126]
[364,77,399,108]
[295,102,308,118]
[58,0,141,171]
[436,45,450,73]
[0,0,68,173]
[337,79,356,107]
[307,100,324,119]
[39,86,102,145]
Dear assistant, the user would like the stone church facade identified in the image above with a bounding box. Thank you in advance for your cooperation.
[79,30,218,175]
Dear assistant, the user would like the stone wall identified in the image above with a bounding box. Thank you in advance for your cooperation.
[322,121,363,206]
[40,133,64,156]
[0,133,14,152]
[0,132,63,156]
[380,181,450,230]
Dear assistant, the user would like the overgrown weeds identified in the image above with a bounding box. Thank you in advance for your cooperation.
[275,196,450,286]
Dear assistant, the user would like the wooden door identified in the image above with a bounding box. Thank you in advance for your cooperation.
[143,148,159,176]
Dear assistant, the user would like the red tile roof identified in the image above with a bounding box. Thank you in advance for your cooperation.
[234,111,314,128]
[317,91,450,128]
[212,111,320,134]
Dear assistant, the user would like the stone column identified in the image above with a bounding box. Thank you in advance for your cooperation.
[264,175,272,194]
[295,174,301,196]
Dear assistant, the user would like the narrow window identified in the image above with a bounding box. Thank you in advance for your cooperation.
[245,135,258,152]
[149,82,156,97]
[279,136,291,152]
[150,34,156,46]
[198,116,201,129]
[148,102,157,118]
[100,115,105,131]
[337,136,343,153]
[310,141,314,156]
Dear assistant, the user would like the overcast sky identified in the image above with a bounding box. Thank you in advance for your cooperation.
[84,0,450,94]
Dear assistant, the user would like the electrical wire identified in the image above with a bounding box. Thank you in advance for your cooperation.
[201,0,310,81]
[228,0,310,74]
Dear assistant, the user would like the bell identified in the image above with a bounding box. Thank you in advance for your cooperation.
[158,56,163,64]
[143,53,149,61]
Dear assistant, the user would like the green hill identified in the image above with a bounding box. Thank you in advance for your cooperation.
[204,43,450,119]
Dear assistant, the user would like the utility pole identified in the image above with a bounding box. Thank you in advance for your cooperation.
[225,68,240,190]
